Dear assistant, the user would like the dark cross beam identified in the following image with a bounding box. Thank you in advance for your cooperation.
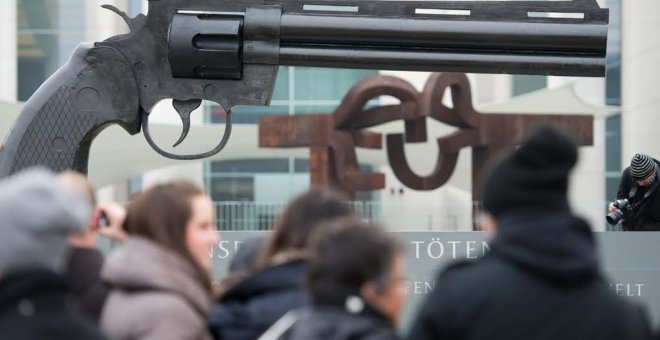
[258,73,593,229]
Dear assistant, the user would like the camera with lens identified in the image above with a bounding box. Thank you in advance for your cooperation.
[606,198,632,225]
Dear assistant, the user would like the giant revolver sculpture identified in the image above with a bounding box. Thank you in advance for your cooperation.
[0,0,608,176]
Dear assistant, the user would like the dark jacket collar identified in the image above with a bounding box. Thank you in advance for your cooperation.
[0,270,68,311]
[312,288,391,327]
[220,260,306,301]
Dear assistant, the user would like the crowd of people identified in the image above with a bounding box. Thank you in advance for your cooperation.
[0,124,658,339]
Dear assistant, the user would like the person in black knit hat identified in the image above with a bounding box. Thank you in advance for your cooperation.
[481,123,578,217]
[407,125,652,340]
[608,153,660,231]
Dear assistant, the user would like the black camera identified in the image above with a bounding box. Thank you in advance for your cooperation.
[606,199,631,225]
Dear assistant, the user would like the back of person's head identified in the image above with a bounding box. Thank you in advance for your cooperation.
[57,171,97,238]
[123,180,211,290]
[229,235,267,273]
[258,188,354,267]
[307,217,406,325]
[0,168,90,274]
[57,170,96,208]
[481,125,578,218]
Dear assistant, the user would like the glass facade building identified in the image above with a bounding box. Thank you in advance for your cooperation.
[203,66,379,229]
[604,0,622,230]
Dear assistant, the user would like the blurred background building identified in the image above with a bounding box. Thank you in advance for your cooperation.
[0,0,653,231]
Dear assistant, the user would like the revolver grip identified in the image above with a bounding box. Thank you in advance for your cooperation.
[0,44,140,177]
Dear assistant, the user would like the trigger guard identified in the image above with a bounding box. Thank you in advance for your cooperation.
[142,112,232,160]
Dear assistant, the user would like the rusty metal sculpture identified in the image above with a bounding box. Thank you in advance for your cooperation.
[259,73,593,206]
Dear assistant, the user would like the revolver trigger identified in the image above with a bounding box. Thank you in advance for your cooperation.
[172,99,202,147]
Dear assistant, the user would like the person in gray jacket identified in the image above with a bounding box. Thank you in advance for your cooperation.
[100,181,219,340]
[0,168,106,340]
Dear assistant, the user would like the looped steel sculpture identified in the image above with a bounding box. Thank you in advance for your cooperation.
[259,73,593,202]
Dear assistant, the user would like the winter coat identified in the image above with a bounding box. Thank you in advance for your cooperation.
[615,159,660,231]
[273,300,399,340]
[0,270,106,340]
[100,236,213,340]
[209,260,308,340]
[66,247,109,322]
[407,210,653,340]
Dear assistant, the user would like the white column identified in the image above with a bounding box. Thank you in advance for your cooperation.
[85,0,129,42]
[0,0,17,102]
[621,1,660,164]
[470,74,511,105]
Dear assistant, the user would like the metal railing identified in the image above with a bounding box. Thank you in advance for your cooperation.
[214,201,614,231]
[213,201,471,231]
[215,201,286,231]
[215,201,383,231]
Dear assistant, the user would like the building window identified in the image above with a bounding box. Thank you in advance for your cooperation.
[511,75,546,97]
[17,0,86,101]
[205,67,378,124]
[210,158,289,173]
[127,175,142,197]
[604,0,621,231]
[209,177,254,202]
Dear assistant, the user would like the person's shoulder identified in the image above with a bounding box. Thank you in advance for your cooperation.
[131,293,207,336]
[222,261,306,300]
[588,282,653,338]
[147,291,202,320]
[442,259,476,273]
[362,328,400,340]
[301,308,399,340]
[433,256,513,298]
[108,289,199,320]
[134,297,209,340]
[621,166,632,176]
[437,256,500,281]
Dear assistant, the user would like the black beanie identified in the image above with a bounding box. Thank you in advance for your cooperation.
[481,125,578,218]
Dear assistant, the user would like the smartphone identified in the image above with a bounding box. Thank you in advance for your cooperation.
[98,210,109,228]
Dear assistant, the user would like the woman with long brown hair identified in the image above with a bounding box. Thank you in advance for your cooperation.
[100,181,219,340]
[209,188,356,340]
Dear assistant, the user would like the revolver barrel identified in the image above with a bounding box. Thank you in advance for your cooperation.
[278,15,606,76]
[280,15,606,55]
[169,1,609,79]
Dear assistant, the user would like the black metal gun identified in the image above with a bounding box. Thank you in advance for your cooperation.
[0,0,609,176]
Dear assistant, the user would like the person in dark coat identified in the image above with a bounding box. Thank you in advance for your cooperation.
[209,188,356,340]
[262,217,406,340]
[608,153,660,231]
[228,235,267,273]
[211,258,307,340]
[407,125,653,340]
[0,168,106,340]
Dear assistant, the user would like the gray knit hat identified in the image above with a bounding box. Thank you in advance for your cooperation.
[0,168,91,274]
[630,154,656,180]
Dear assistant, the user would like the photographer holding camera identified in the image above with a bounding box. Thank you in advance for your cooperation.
[608,153,660,231]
